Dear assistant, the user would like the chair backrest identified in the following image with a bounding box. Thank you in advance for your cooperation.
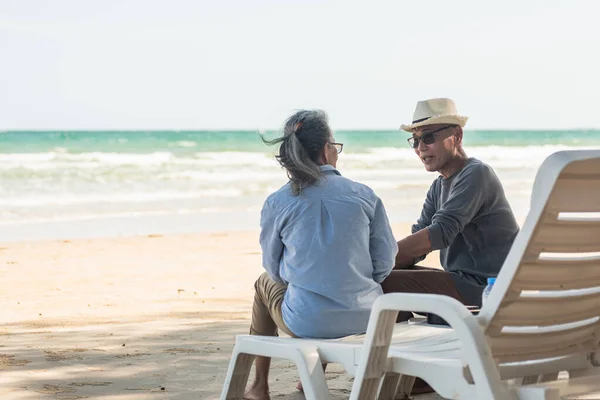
[478,150,600,364]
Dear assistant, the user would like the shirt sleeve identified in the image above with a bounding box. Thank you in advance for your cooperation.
[411,181,437,234]
[370,197,398,283]
[428,163,488,250]
[259,199,285,283]
[409,181,437,264]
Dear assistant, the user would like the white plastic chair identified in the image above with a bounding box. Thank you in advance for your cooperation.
[220,150,600,400]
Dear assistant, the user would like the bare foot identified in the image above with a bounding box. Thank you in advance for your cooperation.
[244,380,270,400]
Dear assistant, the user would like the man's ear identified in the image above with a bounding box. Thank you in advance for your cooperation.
[454,126,464,146]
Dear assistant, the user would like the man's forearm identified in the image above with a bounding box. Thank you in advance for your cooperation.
[394,228,432,269]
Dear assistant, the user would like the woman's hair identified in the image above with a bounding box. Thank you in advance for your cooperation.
[262,110,331,195]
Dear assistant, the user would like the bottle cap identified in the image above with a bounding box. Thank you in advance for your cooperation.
[487,277,496,285]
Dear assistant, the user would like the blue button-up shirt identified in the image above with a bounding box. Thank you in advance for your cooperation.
[260,165,397,338]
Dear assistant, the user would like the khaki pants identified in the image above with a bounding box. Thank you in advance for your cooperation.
[250,272,296,337]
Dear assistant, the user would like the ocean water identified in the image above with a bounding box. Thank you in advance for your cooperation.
[1,130,600,240]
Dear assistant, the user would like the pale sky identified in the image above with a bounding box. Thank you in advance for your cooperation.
[1,0,599,130]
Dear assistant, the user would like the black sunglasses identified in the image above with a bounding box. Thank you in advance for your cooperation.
[330,142,343,154]
[407,126,454,149]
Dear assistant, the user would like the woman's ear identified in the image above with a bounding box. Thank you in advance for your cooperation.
[319,143,329,165]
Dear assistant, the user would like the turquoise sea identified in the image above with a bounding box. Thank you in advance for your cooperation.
[1,130,600,240]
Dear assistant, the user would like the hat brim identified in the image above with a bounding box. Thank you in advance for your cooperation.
[400,115,468,132]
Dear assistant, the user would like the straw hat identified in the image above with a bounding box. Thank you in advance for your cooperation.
[400,98,468,132]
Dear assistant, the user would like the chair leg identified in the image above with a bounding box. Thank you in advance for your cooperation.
[365,372,415,400]
[394,375,416,400]
[377,372,400,400]
[221,348,256,400]
[220,338,331,400]
[293,347,331,400]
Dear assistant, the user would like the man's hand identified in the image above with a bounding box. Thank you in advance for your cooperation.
[394,254,416,269]
[394,228,432,269]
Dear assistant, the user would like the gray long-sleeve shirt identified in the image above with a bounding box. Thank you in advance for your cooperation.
[412,158,519,304]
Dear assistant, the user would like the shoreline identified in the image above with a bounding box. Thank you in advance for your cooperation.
[0,208,534,248]
[0,206,432,243]
[0,211,262,243]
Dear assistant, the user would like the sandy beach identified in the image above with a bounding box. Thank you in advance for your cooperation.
[0,223,447,400]
[3,2,600,398]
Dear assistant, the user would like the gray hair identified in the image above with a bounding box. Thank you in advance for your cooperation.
[262,110,331,195]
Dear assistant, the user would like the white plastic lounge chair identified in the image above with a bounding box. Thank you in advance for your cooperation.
[220,150,600,400]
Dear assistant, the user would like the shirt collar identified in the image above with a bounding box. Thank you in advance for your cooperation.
[319,164,341,176]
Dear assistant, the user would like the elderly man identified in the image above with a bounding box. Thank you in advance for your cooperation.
[383,98,519,313]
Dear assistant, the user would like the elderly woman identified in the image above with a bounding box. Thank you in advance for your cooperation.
[244,110,397,399]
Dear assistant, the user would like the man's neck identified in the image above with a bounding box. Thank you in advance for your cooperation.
[439,154,469,179]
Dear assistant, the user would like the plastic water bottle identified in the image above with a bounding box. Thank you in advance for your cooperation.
[482,277,496,306]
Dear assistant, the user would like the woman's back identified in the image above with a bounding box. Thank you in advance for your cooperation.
[260,165,397,338]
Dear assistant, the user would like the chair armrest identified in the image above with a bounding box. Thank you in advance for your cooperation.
[374,293,477,330]
[369,293,500,386]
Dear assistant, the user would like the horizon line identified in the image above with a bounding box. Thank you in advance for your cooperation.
[3,127,600,133]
